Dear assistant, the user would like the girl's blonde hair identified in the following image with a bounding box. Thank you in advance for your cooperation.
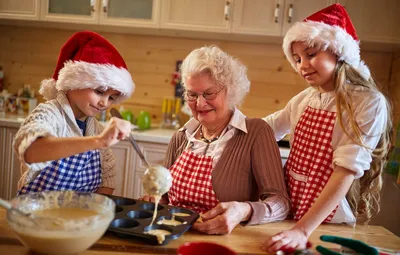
[180,45,250,109]
[334,61,392,223]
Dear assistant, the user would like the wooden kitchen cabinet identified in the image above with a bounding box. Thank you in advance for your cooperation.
[280,0,335,34]
[40,0,99,24]
[99,0,160,28]
[337,0,400,44]
[0,127,21,200]
[110,140,168,199]
[160,0,231,33]
[162,0,334,36]
[0,0,40,20]
[232,0,283,36]
[41,0,160,27]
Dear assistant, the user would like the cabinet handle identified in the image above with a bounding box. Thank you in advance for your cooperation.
[90,0,95,12]
[274,3,280,23]
[288,4,293,23]
[224,1,230,21]
[103,0,108,13]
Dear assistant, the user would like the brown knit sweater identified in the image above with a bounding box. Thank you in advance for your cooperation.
[164,118,290,225]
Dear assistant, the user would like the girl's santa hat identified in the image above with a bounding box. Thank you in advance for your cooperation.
[282,3,370,80]
[39,31,135,103]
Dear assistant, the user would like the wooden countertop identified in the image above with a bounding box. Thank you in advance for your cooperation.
[0,208,399,255]
[0,113,26,128]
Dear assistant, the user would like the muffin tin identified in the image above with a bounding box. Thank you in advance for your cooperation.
[106,195,200,245]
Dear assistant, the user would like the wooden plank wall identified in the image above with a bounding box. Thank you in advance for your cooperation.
[391,51,400,128]
[0,25,395,125]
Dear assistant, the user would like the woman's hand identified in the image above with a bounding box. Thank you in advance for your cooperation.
[138,195,169,204]
[261,228,309,253]
[192,202,252,235]
[97,117,131,148]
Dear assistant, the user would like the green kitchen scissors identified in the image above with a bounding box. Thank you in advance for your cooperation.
[316,235,379,255]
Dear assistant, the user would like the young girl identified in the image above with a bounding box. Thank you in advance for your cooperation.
[14,31,135,196]
[261,4,392,252]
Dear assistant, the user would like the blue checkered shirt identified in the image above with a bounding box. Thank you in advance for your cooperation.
[17,149,102,195]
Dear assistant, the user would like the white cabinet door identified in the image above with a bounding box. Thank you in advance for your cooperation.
[160,0,231,33]
[40,0,100,24]
[135,142,168,171]
[0,127,6,199]
[133,141,168,198]
[232,0,283,36]
[3,127,21,200]
[133,170,146,199]
[110,141,135,198]
[0,0,40,20]
[99,0,160,28]
[232,0,334,36]
[337,0,400,44]
[281,0,335,35]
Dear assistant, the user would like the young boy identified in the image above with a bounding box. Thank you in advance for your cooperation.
[14,31,135,195]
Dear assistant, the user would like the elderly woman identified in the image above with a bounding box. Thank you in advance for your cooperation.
[145,46,289,234]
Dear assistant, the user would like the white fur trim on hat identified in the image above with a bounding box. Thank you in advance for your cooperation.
[39,60,135,103]
[283,21,370,80]
[39,78,58,101]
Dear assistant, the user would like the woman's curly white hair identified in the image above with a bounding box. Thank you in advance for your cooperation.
[180,45,250,109]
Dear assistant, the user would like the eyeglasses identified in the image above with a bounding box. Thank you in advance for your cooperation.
[184,87,225,102]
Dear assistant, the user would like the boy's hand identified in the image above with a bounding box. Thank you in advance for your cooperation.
[98,117,131,147]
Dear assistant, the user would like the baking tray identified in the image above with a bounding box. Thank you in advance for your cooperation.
[106,194,199,245]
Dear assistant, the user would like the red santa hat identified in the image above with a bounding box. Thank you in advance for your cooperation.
[282,3,370,80]
[39,31,135,103]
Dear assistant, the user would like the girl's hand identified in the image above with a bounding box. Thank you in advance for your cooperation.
[192,202,252,235]
[97,117,131,147]
[261,228,309,253]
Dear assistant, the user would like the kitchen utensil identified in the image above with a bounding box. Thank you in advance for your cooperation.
[107,194,199,245]
[317,235,378,255]
[0,198,39,226]
[110,108,172,196]
[110,108,151,169]
[7,191,115,255]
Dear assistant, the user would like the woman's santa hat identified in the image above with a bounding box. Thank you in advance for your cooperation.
[283,3,370,80]
[39,31,135,103]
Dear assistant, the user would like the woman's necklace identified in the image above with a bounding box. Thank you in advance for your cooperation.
[199,127,219,144]
[199,126,220,155]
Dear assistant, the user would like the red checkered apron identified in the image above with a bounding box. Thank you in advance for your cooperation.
[284,106,338,222]
[168,130,221,213]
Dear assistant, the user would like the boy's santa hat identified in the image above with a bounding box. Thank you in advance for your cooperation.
[39,31,135,103]
[282,3,370,80]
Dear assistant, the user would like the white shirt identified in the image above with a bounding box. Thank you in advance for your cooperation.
[180,108,247,168]
[263,86,388,224]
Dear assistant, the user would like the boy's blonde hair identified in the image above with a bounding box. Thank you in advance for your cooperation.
[334,61,392,223]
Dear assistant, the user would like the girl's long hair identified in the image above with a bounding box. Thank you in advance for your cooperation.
[334,61,392,223]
